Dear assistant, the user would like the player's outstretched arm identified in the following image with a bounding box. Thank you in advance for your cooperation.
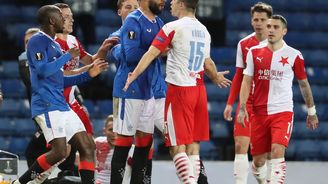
[63,59,108,87]
[204,58,232,88]
[237,75,252,127]
[123,46,161,91]
[298,79,319,130]
[92,37,120,60]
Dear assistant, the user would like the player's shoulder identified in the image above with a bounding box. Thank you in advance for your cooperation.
[238,32,256,44]
[95,136,107,142]
[283,41,302,55]
[126,9,143,22]
[27,32,49,47]
[67,34,78,42]
[248,42,267,52]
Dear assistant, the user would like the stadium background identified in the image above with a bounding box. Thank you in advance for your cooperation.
[0,0,327,166]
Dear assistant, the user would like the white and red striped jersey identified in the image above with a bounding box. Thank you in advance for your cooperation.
[236,32,267,68]
[56,35,88,104]
[152,17,211,86]
[244,41,307,115]
[95,136,114,184]
[227,32,267,105]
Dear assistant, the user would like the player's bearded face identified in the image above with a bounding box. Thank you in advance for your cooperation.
[149,0,164,15]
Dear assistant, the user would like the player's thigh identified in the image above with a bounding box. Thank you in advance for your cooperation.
[64,109,86,142]
[154,98,165,134]
[193,85,209,142]
[34,110,67,143]
[138,97,156,134]
[114,98,144,136]
[164,85,197,146]
[250,115,271,155]
[270,112,294,148]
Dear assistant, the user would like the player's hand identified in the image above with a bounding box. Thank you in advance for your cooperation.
[88,59,109,77]
[306,114,319,130]
[68,47,80,58]
[123,72,136,92]
[215,70,232,88]
[224,104,233,122]
[237,107,248,127]
[100,37,120,51]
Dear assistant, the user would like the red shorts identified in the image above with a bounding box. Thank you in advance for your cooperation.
[234,103,253,137]
[250,112,294,155]
[164,84,209,146]
[69,100,94,135]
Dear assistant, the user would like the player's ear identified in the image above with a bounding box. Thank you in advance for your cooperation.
[118,9,122,16]
[283,27,287,36]
[49,16,55,25]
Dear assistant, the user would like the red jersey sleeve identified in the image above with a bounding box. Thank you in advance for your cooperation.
[227,67,244,105]
[151,29,175,52]
[293,55,307,80]
[77,39,88,59]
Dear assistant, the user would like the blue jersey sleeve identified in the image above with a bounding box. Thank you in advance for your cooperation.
[121,17,147,65]
[63,71,92,87]
[27,37,72,78]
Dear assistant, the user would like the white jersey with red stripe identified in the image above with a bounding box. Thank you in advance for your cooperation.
[236,32,267,68]
[56,35,88,104]
[244,41,307,115]
[95,136,114,184]
[152,17,211,86]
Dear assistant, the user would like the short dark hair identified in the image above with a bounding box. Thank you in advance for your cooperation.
[54,3,70,9]
[251,2,273,18]
[271,14,288,28]
[117,0,126,9]
[181,0,199,11]
[37,5,61,25]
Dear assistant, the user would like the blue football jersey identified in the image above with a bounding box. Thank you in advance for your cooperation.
[27,31,91,117]
[112,9,167,99]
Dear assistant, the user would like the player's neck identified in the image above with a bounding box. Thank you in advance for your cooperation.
[178,11,195,19]
[40,26,55,38]
[268,40,284,51]
[255,33,267,42]
[56,33,68,40]
[139,6,156,20]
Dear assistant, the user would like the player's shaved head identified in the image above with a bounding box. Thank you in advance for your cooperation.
[37,5,61,25]
[181,0,199,11]
[271,14,288,28]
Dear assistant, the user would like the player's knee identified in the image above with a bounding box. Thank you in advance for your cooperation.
[169,145,186,157]
[234,137,249,154]
[271,144,285,158]
[253,156,266,167]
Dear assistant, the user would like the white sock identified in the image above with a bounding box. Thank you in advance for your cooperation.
[234,154,249,184]
[173,152,196,184]
[188,155,201,182]
[266,159,272,183]
[252,161,267,184]
[270,158,286,184]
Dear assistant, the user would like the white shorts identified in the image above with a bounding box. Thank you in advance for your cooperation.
[153,98,165,134]
[113,97,156,136]
[34,109,86,143]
